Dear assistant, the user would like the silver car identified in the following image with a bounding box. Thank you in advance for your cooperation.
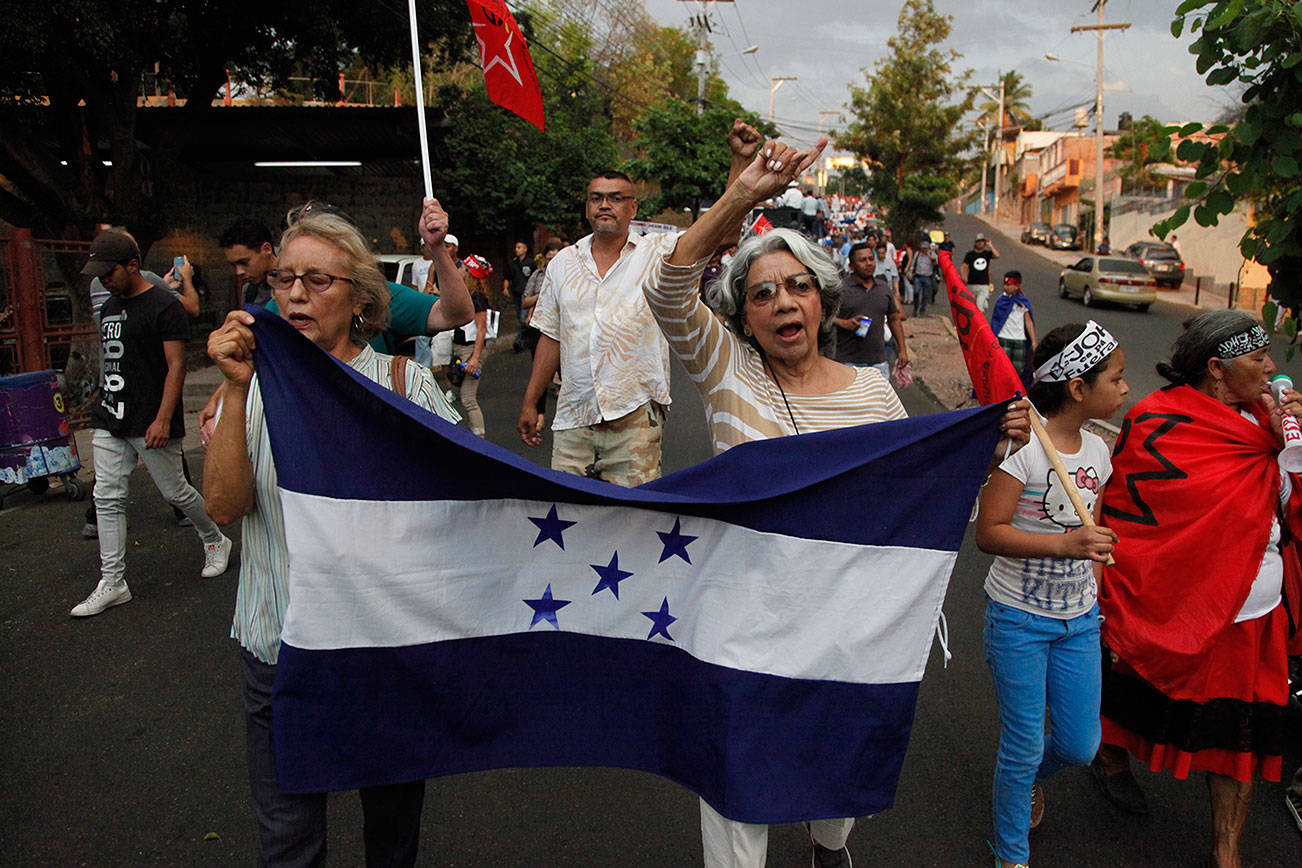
[1058,256,1157,312]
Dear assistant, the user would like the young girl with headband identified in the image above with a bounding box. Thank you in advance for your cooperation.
[974,320,1130,868]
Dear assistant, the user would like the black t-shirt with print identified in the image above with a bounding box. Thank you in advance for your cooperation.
[963,248,993,286]
[91,286,190,438]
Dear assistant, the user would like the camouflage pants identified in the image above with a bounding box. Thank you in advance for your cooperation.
[551,401,665,487]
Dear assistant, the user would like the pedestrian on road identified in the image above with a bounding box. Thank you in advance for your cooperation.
[644,130,1031,868]
[832,241,908,383]
[975,321,1127,868]
[908,238,937,315]
[506,240,533,352]
[962,234,999,315]
[1092,310,1302,868]
[71,231,232,618]
[990,271,1037,385]
[204,201,467,866]
[449,254,492,437]
[517,119,764,486]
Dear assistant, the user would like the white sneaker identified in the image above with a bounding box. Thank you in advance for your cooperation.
[70,580,132,617]
[202,533,233,578]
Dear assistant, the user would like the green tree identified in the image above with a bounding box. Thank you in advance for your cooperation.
[1156,0,1302,318]
[0,0,470,243]
[431,16,619,242]
[978,69,1035,130]
[835,0,977,239]
[1108,114,1171,194]
[622,99,774,218]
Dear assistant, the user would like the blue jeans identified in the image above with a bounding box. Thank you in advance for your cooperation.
[413,335,431,368]
[983,599,1102,864]
[913,275,933,314]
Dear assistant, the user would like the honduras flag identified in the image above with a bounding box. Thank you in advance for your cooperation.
[249,308,1003,824]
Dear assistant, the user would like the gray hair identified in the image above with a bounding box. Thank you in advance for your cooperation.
[279,211,391,346]
[704,228,842,355]
[1157,309,1264,387]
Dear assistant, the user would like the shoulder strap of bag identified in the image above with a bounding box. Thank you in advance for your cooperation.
[389,354,409,400]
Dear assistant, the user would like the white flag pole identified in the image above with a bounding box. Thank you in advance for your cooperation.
[407,0,434,199]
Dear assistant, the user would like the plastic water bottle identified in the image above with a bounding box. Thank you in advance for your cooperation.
[1270,374,1302,471]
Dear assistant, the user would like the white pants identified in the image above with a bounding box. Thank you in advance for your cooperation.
[92,430,223,586]
[972,284,992,316]
[700,799,855,867]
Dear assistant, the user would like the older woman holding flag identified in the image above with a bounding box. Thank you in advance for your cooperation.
[1092,310,1302,868]
[645,129,1030,867]
[204,200,470,865]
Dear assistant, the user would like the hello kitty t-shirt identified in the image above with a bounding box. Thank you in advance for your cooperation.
[984,429,1113,618]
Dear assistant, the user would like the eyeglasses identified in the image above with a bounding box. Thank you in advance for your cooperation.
[744,273,818,305]
[266,269,356,293]
[587,192,635,205]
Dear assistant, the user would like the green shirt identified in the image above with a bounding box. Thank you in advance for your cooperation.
[264,281,436,353]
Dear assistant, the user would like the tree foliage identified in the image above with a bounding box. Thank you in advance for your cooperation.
[431,16,619,241]
[622,100,773,219]
[835,0,976,239]
[979,69,1035,129]
[1107,114,1173,193]
[1156,0,1302,312]
[0,0,470,242]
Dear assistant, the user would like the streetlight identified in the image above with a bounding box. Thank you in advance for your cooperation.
[769,76,796,123]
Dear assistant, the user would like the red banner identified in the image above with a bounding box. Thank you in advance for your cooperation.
[937,249,1023,405]
[466,0,545,132]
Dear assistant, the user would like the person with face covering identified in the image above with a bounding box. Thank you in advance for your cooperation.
[1092,310,1302,868]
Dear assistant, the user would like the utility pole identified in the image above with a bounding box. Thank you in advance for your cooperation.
[678,1,735,115]
[977,119,989,215]
[978,77,1007,217]
[1072,1,1129,250]
[769,76,796,123]
[817,110,840,194]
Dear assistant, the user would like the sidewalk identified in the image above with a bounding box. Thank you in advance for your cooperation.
[970,210,1253,316]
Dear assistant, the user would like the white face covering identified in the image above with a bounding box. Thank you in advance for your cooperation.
[1032,320,1118,384]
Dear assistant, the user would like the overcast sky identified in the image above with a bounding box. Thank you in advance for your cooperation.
[638,0,1237,150]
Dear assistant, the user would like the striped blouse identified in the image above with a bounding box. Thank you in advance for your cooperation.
[229,345,460,665]
[645,257,907,455]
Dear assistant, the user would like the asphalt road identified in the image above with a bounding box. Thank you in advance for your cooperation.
[2,218,1300,865]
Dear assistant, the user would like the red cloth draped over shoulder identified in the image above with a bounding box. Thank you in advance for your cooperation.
[1098,384,1302,702]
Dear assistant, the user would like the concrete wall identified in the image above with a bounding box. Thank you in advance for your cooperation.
[1110,203,1269,292]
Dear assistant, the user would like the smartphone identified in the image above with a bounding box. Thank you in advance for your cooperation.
[173,255,185,277]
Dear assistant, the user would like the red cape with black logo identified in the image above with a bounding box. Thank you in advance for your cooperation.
[1098,384,1301,779]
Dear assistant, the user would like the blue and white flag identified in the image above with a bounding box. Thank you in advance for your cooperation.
[249,308,1003,824]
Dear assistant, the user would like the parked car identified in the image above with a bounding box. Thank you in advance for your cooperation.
[1123,240,1186,288]
[1058,256,1157,312]
[376,254,426,290]
[1021,221,1052,245]
[1049,224,1081,250]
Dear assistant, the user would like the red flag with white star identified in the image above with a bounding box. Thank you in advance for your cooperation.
[465,0,545,132]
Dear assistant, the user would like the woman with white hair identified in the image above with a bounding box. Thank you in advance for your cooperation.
[645,134,1031,867]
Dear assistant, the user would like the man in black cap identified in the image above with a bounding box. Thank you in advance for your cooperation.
[71,231,232,618]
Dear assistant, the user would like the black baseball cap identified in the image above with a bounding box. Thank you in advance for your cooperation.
[81,231,141,277]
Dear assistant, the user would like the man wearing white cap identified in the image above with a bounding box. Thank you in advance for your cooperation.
[963,233,1000,315]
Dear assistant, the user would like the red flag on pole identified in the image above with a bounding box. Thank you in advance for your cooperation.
[937,249,1023,405]
[465,0,546,132]
[750,214,775,235]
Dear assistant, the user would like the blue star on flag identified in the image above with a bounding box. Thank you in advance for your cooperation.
[529,504,576,549]
[642,597,677,642]
[523,584,571,630]
[656,517,698,564]
[590,552,634,599]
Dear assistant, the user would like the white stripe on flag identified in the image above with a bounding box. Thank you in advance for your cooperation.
[278,490,955,685]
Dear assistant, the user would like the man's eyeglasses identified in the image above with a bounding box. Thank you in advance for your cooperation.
[744,273,818,305]
[587,192,635,205]
[266,269,356,293]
